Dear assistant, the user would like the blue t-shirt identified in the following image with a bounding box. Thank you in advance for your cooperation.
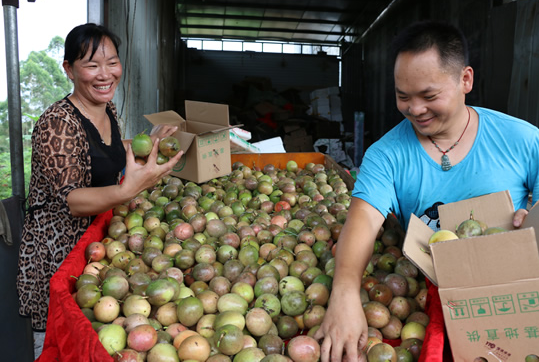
[352,106,539,231]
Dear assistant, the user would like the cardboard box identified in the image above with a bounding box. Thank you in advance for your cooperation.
[229,130,261,154]
[144,100,233,183]
[252,137,286,153]
[309,86,340,101]
[231,127,251,141]
[403,191,539,361]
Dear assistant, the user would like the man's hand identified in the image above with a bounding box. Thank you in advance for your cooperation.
[513,208,528,228]
[314,286,369,361]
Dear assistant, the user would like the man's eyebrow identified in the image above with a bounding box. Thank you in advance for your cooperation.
[395,87,437,94]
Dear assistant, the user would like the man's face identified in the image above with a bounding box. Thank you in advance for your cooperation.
[394,48,467,138]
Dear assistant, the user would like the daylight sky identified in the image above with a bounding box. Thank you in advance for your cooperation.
[0,0,87,101]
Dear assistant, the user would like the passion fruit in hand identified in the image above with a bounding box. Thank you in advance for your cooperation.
[131,133,153,157]
[158,136,181,157]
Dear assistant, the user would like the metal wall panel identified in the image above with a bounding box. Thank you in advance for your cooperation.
[346,0,516,142]
[509,0,539,127]
[107,0,181,139]
[184,49,340,105]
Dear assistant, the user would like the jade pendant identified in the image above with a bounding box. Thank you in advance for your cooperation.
[441,154,452,171]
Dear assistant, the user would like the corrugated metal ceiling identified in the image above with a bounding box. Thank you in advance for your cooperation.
[176,0,395,45]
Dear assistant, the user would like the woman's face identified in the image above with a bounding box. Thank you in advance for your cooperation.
[394,48,472,138]
[63,36,122,106]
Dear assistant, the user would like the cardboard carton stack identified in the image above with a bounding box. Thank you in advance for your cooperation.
[309,86,344,130]
[282,121,314,152]
[403,191,539,361]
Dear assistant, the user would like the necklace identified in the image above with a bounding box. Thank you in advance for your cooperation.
[428,106,471,171]
[75,95,91,120]
[75,95,106,144]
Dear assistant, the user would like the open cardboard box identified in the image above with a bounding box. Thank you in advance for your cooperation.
[144,100,234,183]
[403,191,539,361]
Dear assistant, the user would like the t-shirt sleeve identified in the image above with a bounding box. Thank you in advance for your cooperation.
[352,145,398,218]
[528,132,539,207]
[33,108,88,206]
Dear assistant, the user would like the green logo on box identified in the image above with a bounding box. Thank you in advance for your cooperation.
[172,154,186,172]
[198,133,226,148]
[518,291,539,313]
[492,295,515,315]
[448,300,470,320]
[470,297,492,318]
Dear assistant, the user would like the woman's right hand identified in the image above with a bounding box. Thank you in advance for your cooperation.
[121,137,184,197]
[314,285,369,362]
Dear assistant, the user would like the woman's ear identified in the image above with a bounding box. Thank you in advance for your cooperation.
[462,65,474,94]
[63,60,74,81]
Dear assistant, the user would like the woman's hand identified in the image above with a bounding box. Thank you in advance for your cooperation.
[122,137,184,197]
[314,285,369,362]
[149,124,178,143]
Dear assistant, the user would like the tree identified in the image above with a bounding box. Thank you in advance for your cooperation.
[20,36,72,119]
[0,36,72,199]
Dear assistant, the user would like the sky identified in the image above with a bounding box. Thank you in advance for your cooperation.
[0,0,87,101]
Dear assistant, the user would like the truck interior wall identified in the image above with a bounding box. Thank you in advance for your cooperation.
[509,0,539,127]
[484,2,516,115]
[352,0,531,143]
[340,43,361,136]
[183,49,339,107]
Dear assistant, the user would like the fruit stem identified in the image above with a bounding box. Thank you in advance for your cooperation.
[420,247,431,255]
[217,332,226,347]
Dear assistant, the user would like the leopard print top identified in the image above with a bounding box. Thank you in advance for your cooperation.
[16,97,122,330]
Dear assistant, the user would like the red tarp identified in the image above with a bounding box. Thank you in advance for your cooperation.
[37,209,451,362]
[37,210,114,362]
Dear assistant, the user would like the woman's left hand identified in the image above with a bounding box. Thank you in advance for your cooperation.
[150,124,178,143]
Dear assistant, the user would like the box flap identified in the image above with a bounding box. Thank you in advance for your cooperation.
[185,100,229,127]
[522,197,539,228]
[439,191,515,232]
[402,214,438,285]
[523,200,539,257]
[144,111,186,131]
[432,227,539,288]
[186,120,236,135]
[172,131,196,154]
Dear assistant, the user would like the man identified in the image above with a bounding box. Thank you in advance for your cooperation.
[314,20,539,361]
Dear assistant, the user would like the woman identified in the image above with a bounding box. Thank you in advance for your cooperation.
[16,23,183,357]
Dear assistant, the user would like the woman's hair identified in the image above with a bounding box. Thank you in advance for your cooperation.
[391,20,469,76]
[64,23,121,65]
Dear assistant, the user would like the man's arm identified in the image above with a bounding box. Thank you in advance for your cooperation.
[314,197,386,362]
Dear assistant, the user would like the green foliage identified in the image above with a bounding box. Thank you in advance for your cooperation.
[19,37,72,117]
[0,147,31,200]
[0,36,71,199]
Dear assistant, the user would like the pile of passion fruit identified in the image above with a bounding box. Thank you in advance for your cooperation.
[74,159,430,362]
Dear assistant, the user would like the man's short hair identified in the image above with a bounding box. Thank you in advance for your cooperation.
[391,20,469,76]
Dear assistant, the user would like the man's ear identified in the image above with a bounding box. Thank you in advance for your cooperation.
[462,66,474,94]
[63,60,74,81]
